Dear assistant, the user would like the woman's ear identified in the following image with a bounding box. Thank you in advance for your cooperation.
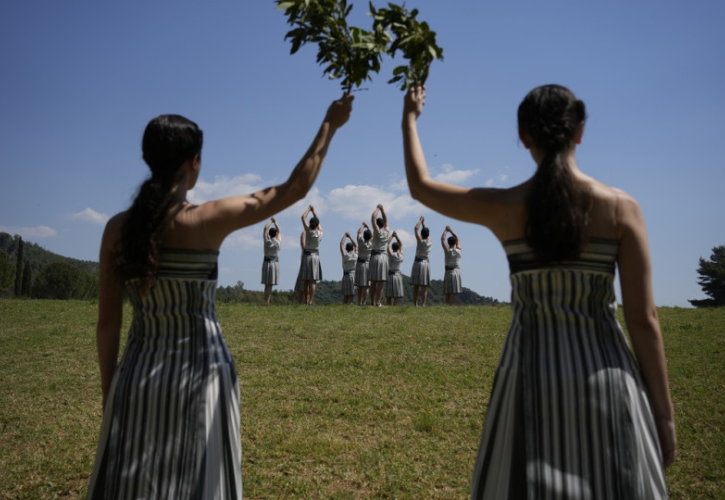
[574,122,585,145]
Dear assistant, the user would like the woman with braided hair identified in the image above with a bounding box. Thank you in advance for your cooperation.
[403,84,674,498]
[88,94,353,499]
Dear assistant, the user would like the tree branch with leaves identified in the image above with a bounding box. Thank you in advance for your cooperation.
[371,2,443,90]
[276,0,391,93]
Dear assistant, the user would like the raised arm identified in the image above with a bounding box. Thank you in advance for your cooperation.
[301,206,312,231]
[263,218,273,240]
[340,233,346,256]
[202,95,353,245]
[379,204,388,230]
[415,216,424,243]
[346,232,357,253]
[403,86,510,235]
[617,193,676,467]
[371,207,380,233]
[272,217,281,242]
[441,227,449,251]
[393,231,403,255]
[448,226,461,250]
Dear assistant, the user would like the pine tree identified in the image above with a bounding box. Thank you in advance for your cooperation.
[689,245,725,307]
[21,261,32,297]
[14,236,24,297]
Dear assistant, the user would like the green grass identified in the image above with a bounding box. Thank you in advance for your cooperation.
[1,300,723,499]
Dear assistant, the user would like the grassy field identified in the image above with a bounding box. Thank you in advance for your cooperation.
[0,300,723,499]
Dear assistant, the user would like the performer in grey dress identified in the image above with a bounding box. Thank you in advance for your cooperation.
[410,216,432,306]
[369,204,390,307]
[355,222,373,305]
[402,84,674,498]
[385,231,405,306]
[442,226,462,305]
[301,205,323,305]
[340,232,358,304]
[261,217,281,305]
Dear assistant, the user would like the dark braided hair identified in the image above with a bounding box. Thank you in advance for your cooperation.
[518,85,590,263]
[116,114,203,291]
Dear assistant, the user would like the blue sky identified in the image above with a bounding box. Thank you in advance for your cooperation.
[1,0,723,307]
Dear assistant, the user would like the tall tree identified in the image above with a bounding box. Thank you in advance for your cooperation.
[21,261,32,297]
[689,245,725,307]
[14,236,24,297]
[0,249,14,294]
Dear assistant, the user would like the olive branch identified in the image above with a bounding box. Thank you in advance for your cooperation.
[276,0,443,93]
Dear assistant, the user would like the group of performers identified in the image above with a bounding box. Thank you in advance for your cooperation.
[261,205,464,306]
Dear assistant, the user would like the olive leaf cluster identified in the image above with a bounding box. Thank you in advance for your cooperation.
[371,2,443,90]
[276,0,391,93]
[276,0,442,93]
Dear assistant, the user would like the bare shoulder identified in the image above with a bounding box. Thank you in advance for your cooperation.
[101,211,127,249]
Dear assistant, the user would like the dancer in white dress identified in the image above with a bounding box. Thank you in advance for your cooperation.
[88,94,353,499]
[301,205,323,305]
[340,232,357,304]
[385,231,405,306]
[261,217,281,305]
[402,83,675,499]
[355,222,373,305]
[441,226,462,305]
[369,204,390,307]
[410,216,432,306]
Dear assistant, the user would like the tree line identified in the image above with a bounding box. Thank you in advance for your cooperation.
[3,232,721,307]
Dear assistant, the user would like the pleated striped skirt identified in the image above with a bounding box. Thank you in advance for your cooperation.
[355,258,370,287]
[410,258,430,286]
[470,260,667,498]
[385,271,404,298]
[341,271,356,295]
[369,252,388,281]
[261,257,279,285]
[87,275,242,499]
[443,266,461,293]
[301,251,322,281]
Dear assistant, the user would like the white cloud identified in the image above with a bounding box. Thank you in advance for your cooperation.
[433,163,480,184]
[188,173,265,204]
[327,184,422,221]
[221,228,260,250]
[72,208,109,225]
[389,177,409,192]
[0,225,57,239]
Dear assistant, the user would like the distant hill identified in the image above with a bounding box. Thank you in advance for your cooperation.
[0,232,99,277]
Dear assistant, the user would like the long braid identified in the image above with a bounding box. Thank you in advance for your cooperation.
[518,85,590,263]
[115,115,203,292]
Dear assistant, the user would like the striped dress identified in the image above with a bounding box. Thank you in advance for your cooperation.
[341,251,357,296]
[470,239,667,499]
[369,229,390,281]
[410,239,431,286]
[87,249,242,500]
[355,239,372,287]
[261,236,280,285]
[443,247,462,294]
[385,250,405,298]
